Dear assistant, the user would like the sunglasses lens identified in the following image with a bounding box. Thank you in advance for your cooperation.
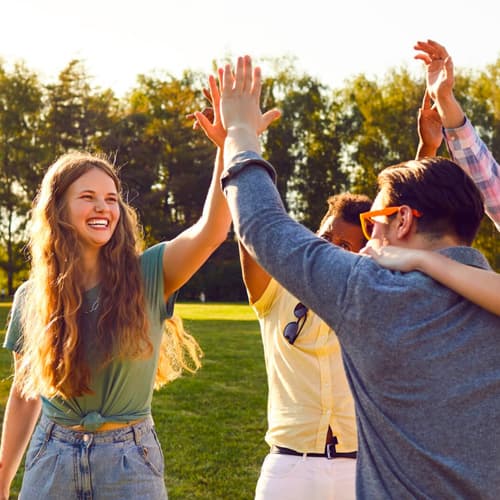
[294,302,308,319]
[283,322,299,344]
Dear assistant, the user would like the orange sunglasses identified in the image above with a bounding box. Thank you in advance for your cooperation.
[359,206,423,240]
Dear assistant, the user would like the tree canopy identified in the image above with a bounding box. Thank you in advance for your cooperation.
[0,56,498,298]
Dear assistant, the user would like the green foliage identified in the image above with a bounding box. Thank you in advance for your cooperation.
[0,62,44,294]
[0,55,498,290]
[178,240,247,302]
[262,66,348,228]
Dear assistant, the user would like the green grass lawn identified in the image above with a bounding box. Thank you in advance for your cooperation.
[0,302,268,499]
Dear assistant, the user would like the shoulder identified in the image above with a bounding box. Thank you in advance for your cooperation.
[140,242,167,263]
[11,280,31,308]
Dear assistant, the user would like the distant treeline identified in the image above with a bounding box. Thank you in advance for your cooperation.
[0,56,498,298]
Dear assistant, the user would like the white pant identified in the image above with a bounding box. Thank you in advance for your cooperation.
[255,452,356,500]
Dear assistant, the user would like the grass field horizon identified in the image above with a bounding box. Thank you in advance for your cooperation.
[0,301,268,499]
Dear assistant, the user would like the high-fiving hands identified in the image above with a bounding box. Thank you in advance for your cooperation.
[414,40,454,103]
[192,72,226,148]
[191,56,281,160]
[416,89,443,159]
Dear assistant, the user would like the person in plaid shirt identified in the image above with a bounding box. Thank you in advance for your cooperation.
[414,39,500,230]
[363,40,500,318]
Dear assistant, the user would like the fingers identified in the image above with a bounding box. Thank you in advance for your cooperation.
[421,89,432,109]
[208,74,220,108]
[231,55,254,94]
[444,55,454,77]
[359,245,373,257]
[221,62,234,94]
[426,39,449,59]
[251,65,262,103]
[202,87,212,104]
[193,111,212,133]
[233,56,245,93]
[243,55,253,92]
[414,39,449,62]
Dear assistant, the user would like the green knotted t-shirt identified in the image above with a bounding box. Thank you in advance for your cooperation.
[4,242,176,431]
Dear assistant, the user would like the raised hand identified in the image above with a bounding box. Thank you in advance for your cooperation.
[414,40,454,102]
[190,73,226,148]
[219,56,281,138]
[416,89,443,158]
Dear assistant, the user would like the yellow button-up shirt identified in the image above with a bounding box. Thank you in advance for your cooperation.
[252,278,357,453]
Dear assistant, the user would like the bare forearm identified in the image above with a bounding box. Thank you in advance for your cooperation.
[200,147,232,238]
[0,387,41,494]
[162,147,232,297]
[435,94,465,129]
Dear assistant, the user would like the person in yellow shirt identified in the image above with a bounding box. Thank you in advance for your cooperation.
[239,193,370,500]
[191,74,369,500]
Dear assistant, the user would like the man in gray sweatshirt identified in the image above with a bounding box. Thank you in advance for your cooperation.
[218,56,500,498]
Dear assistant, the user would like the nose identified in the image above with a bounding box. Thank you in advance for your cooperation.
[94,199,105,212]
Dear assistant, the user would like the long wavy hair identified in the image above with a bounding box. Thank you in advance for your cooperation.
[18,152,152,399]
[154,315,204,390]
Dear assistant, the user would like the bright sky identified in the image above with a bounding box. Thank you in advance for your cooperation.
[2,0,499,97]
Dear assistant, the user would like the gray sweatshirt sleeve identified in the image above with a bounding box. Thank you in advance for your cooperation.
[222,151,360,331]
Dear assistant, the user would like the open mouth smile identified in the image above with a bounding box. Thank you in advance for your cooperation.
[87,218,110,228]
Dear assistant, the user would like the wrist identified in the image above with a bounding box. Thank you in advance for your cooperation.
[224,129,260,169]
[413,250,436,274]
[435,94,465,129]
[416,142,438,159]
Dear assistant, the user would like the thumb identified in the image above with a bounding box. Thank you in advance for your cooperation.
[359,245,374,257]
[194,111,224,148]
[260,108,281,131]
[443,56,454,81]
[194,111,213,134]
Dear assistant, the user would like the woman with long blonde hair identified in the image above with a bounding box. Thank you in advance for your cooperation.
[0,145,229,499]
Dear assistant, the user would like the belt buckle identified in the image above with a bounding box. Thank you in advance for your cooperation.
[325,442,336,460]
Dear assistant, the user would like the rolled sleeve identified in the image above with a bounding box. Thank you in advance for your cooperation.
[444,118,500,229]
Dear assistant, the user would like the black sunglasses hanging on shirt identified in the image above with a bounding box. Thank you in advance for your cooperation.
[283,302,308,345]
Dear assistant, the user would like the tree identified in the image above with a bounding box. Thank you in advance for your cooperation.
[41,59,118,160]
[262,60,347,229]
[101,70,215,245]
[336,69,427,199]
[0,62,43,293]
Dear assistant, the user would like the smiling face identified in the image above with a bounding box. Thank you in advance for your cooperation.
[64,167,121,252]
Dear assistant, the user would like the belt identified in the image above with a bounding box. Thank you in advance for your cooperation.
[271,444,357,460]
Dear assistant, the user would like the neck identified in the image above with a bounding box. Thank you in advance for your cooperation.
[80,248,101,290]
[406,232,462,251]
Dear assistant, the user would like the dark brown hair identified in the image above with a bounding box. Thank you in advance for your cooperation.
[319,192,372,229]
[377,157,484,245]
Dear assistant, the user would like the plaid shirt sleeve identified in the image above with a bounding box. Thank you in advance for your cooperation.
[444,117,500,231]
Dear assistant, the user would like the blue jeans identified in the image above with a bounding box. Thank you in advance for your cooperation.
[20,414,168,499]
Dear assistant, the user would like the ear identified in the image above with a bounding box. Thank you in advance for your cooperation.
[395,206,416,239]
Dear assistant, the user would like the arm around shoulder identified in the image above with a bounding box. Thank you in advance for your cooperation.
[363,246,500,316]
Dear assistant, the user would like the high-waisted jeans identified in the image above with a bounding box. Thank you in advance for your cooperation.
[20,413,168,499]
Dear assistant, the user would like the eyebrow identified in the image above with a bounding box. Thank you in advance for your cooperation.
[78,189,118,196]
